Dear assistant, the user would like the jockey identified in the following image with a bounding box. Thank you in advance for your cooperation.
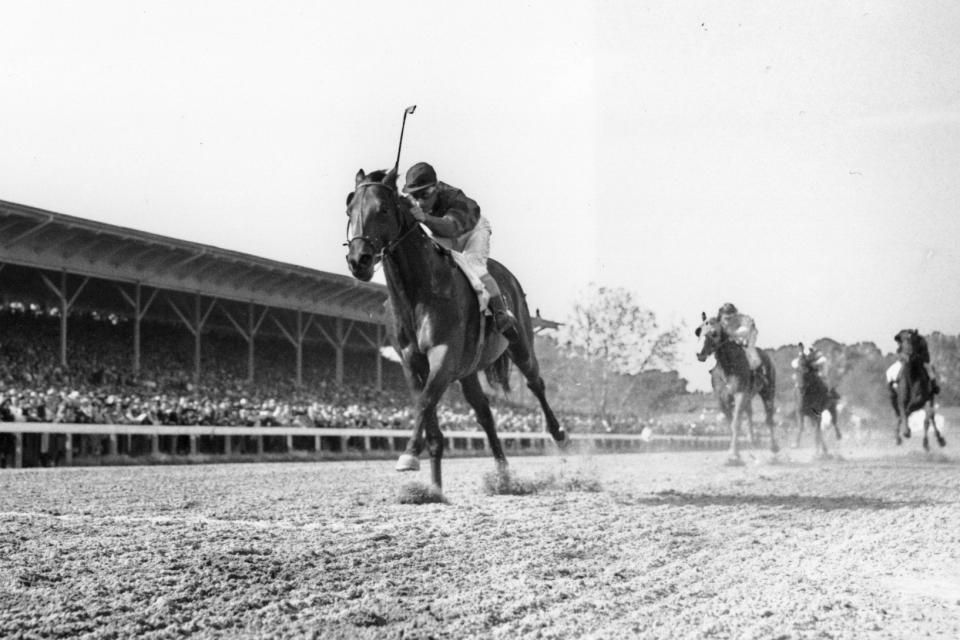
[401,162,518,339]
[717,303,762,370]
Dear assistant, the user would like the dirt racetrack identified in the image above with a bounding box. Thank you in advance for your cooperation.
[1,441,959,639]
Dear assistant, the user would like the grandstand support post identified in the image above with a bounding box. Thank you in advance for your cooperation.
[354,324,385,392]
[221,303,269,384]
[65,434,73,465]
[313,317,354,387]
[40,270,90,367]
[167,294,217,388]
[272,311,315,388]
[118,283,158,376]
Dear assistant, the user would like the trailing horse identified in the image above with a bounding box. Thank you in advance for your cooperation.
[793,343,841,456]
[695,312,779,463]
[344,169,566,490]
[889,329,945,450]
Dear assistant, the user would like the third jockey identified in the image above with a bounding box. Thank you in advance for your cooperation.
[401,161,518,340]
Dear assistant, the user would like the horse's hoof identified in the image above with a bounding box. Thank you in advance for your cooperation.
[770,443,780,454]
[923,439,930,452]
[895,436,903,446]
[938,436,947,448]
[395,454,420,472]
[903,428,911,439]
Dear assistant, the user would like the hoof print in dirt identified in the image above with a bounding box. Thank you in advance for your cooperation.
[397,481,446,505]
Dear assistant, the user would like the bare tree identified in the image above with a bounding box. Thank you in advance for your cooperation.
[558,284,684,425]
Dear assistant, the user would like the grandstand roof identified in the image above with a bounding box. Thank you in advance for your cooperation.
[0,199,387,324]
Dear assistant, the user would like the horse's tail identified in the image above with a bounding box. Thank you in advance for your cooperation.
[485,352,512,393]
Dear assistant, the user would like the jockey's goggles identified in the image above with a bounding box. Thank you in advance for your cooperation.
[408,184,438,201]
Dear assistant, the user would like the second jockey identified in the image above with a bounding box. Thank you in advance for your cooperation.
[401,161,518,340]
[717,302,762,371]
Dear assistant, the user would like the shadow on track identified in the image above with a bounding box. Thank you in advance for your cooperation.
[619,489,932,511]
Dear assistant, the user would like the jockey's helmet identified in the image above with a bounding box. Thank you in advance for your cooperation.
[402,162,438,194]
[718,302,738,317]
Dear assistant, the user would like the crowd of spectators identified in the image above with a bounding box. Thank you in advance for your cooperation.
[0,306,554,434]
[0,306,732,439]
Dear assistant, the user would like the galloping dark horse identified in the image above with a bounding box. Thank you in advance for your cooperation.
[344,169,566,490]
[890,329,945,450]
[695,312,779,461]
[793,343,841,455]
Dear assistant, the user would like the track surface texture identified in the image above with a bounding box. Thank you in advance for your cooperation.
[1,442,959,639]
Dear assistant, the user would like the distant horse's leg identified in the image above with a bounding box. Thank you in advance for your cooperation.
[830,405,842,440]
[923,412,931,452]
[930,401,946,448]
[396,353,430,471]
[460,373,507,470]
[744,401,757,445]
[728,392,745,462]
[763,390,779,454]
[509,337,565,444]
[814,410,828,457]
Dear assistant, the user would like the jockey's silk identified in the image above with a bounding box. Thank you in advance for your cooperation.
[422,181,481,239]
[719,312,758,348]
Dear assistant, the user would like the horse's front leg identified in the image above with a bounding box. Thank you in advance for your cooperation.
[396,351,430,472]
[896,391,910,444]
[728,391,745,462]
[417,345,458,490]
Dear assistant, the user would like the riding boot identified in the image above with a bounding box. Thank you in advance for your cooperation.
[481,274,519,341]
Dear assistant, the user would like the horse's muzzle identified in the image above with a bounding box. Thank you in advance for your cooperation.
[346,252,375,282]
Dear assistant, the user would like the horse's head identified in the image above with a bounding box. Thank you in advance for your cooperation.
[694,311,724,362]
[344,168,412,281]
[894,328,930,364]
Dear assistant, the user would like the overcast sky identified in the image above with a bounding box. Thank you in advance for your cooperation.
[2,1,959,390]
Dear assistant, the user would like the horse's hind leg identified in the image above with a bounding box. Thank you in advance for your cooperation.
[460,374,507,471]
[931,406,947,448]
[509,342,566,445]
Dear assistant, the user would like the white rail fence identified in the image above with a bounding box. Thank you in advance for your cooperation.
[0,423,735,469]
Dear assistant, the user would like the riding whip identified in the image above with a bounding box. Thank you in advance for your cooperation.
[393,105,417,175]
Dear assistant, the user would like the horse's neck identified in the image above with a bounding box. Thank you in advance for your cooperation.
[383,228,454,332]
[714,341,745,375]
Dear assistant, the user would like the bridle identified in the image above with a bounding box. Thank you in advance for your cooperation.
[345,181,420,259]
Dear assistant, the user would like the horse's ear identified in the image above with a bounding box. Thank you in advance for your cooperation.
[701,311,707,321]
[798,342,804,352]
[894,333,902,343]
[355,169,366,186]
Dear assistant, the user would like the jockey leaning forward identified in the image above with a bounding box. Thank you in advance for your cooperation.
[717,302,762,371]
[401,161,518,340]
